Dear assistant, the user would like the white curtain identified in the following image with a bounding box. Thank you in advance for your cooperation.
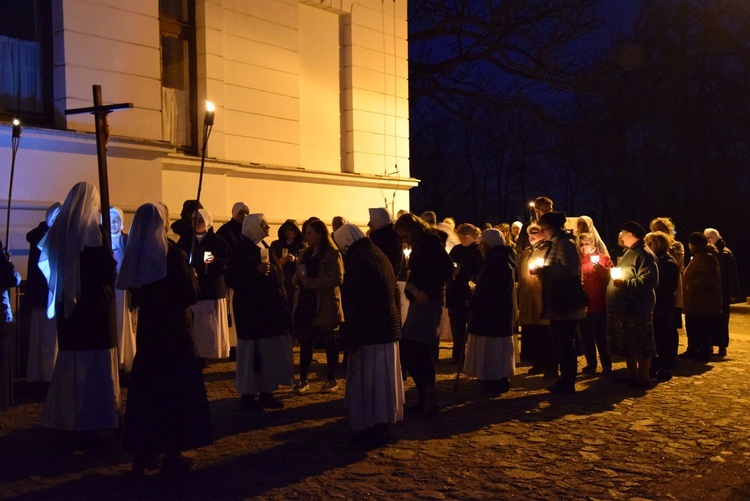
[0,35,43,113]
[161,86,190,146]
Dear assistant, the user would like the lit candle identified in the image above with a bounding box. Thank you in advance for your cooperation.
[590,255,600,265]
[610,267,623,280]
[403,247,412,258]
[529,256,545,270]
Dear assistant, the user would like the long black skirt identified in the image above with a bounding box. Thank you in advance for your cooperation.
[123,346,212,453]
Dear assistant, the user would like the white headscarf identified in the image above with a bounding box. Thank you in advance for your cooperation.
[368,207,392,230]
[109,207,126,272]
[242,213,267,245]
[232,201,249,218]
[115,203,169,290]
[333,223,366,254]
[480,228,505,249]
[578,215,610,257]
[196,209,213,231]
[45,202,61,227]
[109,207,124,235]
[704,228,721,246]
[38,182,103,319]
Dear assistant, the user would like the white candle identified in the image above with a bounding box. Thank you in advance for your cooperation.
[610,267,622,280]
[260,248,270,263]
[590,255,600,265]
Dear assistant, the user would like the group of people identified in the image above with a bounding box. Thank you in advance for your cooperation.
[1,184,741,472]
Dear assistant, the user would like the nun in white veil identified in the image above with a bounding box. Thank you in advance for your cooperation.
[227,213,294,411]
[109,206,137,372]
[339,223,404,444]
[39,181,120,434]
[118,202,212,474]
[576,215,610,257]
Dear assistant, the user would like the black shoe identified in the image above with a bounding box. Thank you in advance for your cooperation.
[240,394,263,412]
[581,365,597,374]
[677,350,695,359]
[132,452,160,475]
[718,347,727,357]
[497,377,510,393]
[259,392,284,409]
[542,371,559,380]
[160,452,194,474]
[547,380,575,394]
[615,376,637,385]
[654,370,673,381]
[601,366,612,376]
[405,401,424,414]
[527,366,544,375]
[626,379,652,389]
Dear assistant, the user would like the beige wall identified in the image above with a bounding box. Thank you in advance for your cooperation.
[0,0,413,278]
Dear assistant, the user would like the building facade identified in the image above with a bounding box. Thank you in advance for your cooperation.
[0,0,413,276]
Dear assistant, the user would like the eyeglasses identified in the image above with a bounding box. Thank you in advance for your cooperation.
[528,230,540,235]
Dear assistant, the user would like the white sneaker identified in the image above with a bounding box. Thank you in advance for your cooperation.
[293,380,310,393]
[320,380,339,393]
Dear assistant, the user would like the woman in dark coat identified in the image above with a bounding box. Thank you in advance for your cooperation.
[177,209,231,360]
[25,202,60,382]
[227,214,294,411]
[39,182,120,435]
[464,229,516,394]
[446,223,483,364]
[269,219,304,314]
[606,222,659,388]
[0,239,21,410]
[393,213,454,417]
[118,203,212,474]
[339,224,404,444]
[644,231,680,380]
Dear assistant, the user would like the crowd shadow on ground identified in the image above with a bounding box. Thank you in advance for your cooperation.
[0,347,719,500]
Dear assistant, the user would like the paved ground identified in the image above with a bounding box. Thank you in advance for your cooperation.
[1,307,750,500]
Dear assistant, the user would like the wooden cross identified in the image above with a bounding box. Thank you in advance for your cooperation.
[65,85,132,253]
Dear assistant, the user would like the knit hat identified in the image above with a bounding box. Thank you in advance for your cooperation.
[621,221,646,240]
[539,211,567,230]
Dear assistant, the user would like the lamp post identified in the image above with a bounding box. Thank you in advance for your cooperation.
[4,119,21,256]
[190,101,215,264]
[196,101,215,204]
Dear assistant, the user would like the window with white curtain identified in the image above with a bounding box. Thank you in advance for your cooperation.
[0,0,52,124]
[160,0,196,150]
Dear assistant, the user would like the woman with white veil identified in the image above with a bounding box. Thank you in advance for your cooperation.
[118,202,212,474]
[39,182,120,441]
[576,215,610,257]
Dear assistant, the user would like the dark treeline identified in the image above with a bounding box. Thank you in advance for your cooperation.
[409,0,750,295]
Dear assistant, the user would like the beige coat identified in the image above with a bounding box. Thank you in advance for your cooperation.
[516,242,550,326]
[300,247,345,328]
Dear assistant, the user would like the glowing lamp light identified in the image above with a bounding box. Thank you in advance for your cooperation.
[529,201,535,208]
[204,101,215,126]
[590,255,600,265]
[610,267,623,280]
[11,118,21,139]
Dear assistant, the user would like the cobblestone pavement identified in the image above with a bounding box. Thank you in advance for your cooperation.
[2,307,750,500]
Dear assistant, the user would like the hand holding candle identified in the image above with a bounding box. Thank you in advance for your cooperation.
[591,255,600,265]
